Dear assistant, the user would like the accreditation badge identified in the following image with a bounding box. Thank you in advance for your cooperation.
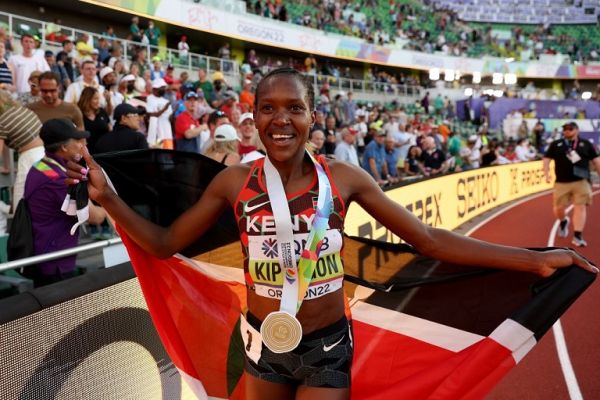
[260,311,302,353]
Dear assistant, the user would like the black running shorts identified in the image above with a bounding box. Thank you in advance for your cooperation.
[243,312,353,388]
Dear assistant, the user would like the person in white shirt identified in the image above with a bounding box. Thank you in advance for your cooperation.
[178,35,190,63]
[515,138,537,162]
[146,78,173,148]
[334,127,359,166]
[8,34,49,94]
[64,60,106,106]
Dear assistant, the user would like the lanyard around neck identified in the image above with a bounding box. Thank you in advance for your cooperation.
[263,152,332,315]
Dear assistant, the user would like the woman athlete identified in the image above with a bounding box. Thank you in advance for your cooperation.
[66,68,598,400]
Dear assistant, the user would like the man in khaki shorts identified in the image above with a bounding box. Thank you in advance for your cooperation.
[543,122,600,247]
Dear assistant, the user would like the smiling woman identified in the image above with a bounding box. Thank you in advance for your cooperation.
[65,68,598,400]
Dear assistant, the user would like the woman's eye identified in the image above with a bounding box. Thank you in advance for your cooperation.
[291,105,304,112]
[261,104,273,111]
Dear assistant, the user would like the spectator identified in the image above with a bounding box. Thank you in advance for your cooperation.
[515,138,536,162]
[239,80,255,112]
[220,90,243,120]
[101,25,117,43]
[518,120,529,140]
[145,20,161,47]
[460,135,481,170]
[56,40,76,84]
[419,136,447,176]
[421,92,430,114]
[44,50,69,93]
[238,112,263,162]
[0,92,45,208]
[99,66,123,111]
[64,60,107,106]
[308,129,326,155]
[17,70,42,106]
[343,91,357,123]
[23,118,105,286]
[178,35,190,64]
[204,124,240,166]
[28,71,84,129]
[150,56,165,81]
[78,86,111,155]
[146,79,174,149]
[174,91,203,153]
[353,109,368,154]
[201,110,231,153]
[97,37,111,65]
[130,16,143,42]
[0,41,15,92]
[75,33,94,61]
[384,137,400,182]
[362,130,389,185]
[334,127,360,166]
[192,68,214,104]
[94,103,148,153]
[8,34,49,94]
[404,145,422,176]
[211,72,227,108]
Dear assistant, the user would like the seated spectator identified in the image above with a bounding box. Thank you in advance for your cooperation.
[23,118,105,287]
[238,113,264,163]
[201,110,230,154]
[362,130,389,185]
[404,145,422,176]
[17,70,42,106]
[460,135,481,170]
[28,71,84,129]
[419,136,447,176]
[75,33,94,61]
[94,103,148,153]
[78,86,111,155]
[0,92,45,208]
[174,91,202,153]
[192,68,214,103]
[150,56,164,81]
[219,90,243,119]
[204,124,241,166]
[334,127,359,166]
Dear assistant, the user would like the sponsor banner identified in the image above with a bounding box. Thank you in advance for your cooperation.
[344,161,553,242]
[576,65,600,79]
[488,98,600,129]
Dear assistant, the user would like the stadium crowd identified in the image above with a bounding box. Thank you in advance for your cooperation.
[247,0,600,63]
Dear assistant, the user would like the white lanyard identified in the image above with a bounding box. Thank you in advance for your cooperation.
[263,152,332,316]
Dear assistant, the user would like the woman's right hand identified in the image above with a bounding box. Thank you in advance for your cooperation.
[65,146,112,203]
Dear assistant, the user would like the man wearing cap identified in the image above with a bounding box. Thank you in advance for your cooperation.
[175,92,203,153]
[238,112,259,156]
[95,103,148,153]
[146,78,173,148]
[543,122,600,247]
[8,34,50,94]
[362,130,390,185]
[220,90,242,120]
[100,66,123,111]
[64,60,106,105]
[23,118,105,286]
[28,71,84,129]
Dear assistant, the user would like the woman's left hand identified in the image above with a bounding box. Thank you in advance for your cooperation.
[538,248,598,277]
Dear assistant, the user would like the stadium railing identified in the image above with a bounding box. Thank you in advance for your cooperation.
[1,10,423,101]
[0,11,241,80]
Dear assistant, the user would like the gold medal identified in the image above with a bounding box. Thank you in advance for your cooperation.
[260,311,302,353]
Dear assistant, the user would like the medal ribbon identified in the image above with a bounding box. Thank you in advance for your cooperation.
[263,151,332,315]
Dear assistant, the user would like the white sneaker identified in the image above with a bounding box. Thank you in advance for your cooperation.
[558,217,570,238]
[572,236,587,247]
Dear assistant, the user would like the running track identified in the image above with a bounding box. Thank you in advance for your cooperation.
[465,190,600,400]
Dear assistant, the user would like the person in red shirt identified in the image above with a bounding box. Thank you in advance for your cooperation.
[174,92,203,153]
[219,90,243,120]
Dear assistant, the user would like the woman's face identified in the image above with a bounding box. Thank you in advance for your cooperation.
[130,64,139,76]
[254,75,315,162]
[29,78,40,95]
[91,92,101,110]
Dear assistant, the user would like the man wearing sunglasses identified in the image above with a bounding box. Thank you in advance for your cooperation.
[543,121,600,247]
